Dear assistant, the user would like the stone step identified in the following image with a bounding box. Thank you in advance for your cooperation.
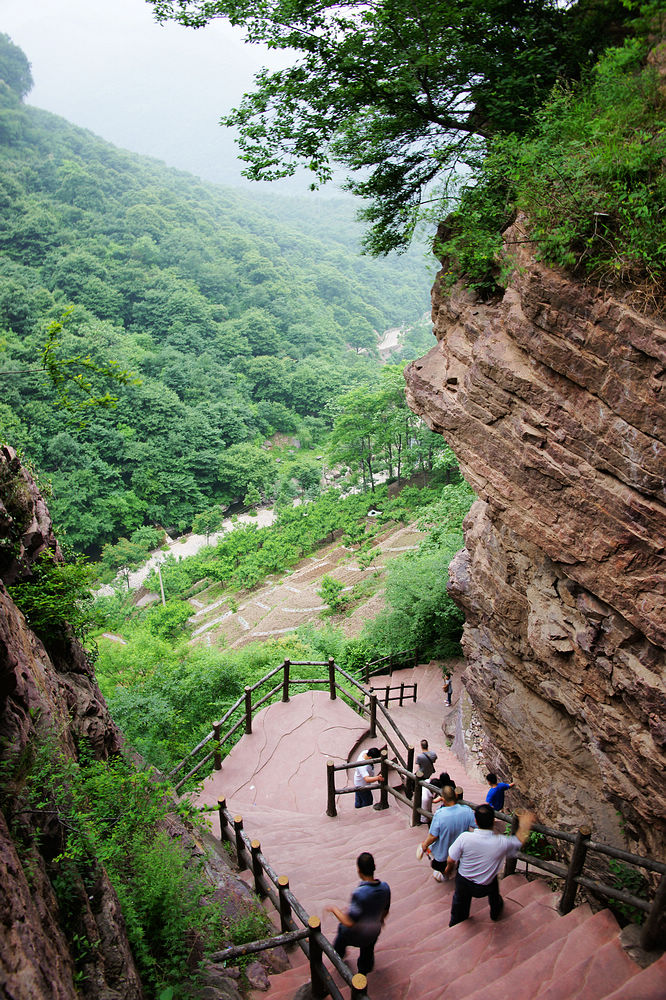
[200,678,652,1000]
[419,904,593,1000]
[466,905,636,1000]
[602,952,666,1000]
[535,931,645,1000]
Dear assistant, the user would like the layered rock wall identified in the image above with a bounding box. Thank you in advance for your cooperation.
[405,222,666,857]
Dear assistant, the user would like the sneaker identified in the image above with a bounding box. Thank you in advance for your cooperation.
[416,844,425,861]
[432,870,445,882]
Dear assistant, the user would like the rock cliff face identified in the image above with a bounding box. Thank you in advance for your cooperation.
[0,446,144,1000]
[0,447,253,1000]
[405,222,666,857]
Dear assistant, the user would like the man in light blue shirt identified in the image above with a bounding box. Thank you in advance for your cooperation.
[418,785,475,881]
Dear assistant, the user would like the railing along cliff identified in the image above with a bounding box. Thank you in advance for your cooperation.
[212,797,369,1000]
[327,761,666,954]
[171,655,665,952]
[169,654,417,791]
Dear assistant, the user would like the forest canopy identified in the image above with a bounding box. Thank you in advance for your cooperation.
[0,43,431,554]
[149,0,632,253]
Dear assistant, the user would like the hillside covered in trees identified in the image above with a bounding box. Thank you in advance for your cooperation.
[0,33,433,554]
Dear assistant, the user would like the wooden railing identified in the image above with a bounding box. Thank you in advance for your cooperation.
[361,648,418,683]
[170,655,665,952]
[170,657,416,791]
[332,761,666,953]
[370,680,417,707]
[215,797,369,1000]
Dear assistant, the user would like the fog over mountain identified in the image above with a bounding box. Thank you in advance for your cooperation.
[1,0,323,194]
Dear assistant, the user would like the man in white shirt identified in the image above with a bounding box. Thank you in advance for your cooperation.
[353,747,383,808]
[444,803,535,925]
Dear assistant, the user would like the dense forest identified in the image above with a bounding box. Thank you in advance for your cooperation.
[0,32,433,554]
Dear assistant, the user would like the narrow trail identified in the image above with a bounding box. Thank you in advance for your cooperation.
[193,665,664,999]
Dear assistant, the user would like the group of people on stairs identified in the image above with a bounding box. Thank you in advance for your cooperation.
[418,767,534,926]
[336,736,534,978]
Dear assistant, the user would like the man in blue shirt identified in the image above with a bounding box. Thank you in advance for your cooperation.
[418,785,475,881]
[485,772,515,810]
[326,852,391,976]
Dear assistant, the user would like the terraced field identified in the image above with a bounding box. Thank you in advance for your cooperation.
[187,519,424,649]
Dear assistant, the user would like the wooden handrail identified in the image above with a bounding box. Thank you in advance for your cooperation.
[217,798,368,999]
[176,658,665,942]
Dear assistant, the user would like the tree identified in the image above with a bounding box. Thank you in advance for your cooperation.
[192,505,224,543]
[0,34,33,100]
[318,574,349,614]
[329,387,383,491]
[149,0,629,252]
[0,310,139,418]
[218,443,276,502]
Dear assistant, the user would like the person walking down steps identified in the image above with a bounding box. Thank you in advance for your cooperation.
[485,772,515,810]
[443,672,453,706]
[326,852,391,977]
[445,804,535,925]
[417,785,476,881]
[416,739,437,779]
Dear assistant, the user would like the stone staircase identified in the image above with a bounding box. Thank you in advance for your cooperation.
[194,665,665,999]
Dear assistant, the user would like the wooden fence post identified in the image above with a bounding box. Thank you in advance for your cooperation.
[413,682,418,703]
[504,813,520,876]
[559,825,591,914]
[213,720,222,770]
[244,686,252,734]
[326,760,337,818]
[384,686,390,708]
[218,798,227,841]
[278,875,292,933]
[369,690,377,739]
[640,872,666,951]
[405,746,415,799]
[376,750,389,811]
[351,972,368,998]
[282,659,290,702]
[251,840,264,896]
[328,657,336,700]
[411,771,423,827]
[399,682,405,707]
[234,815,247,871]
[307,916,327,998]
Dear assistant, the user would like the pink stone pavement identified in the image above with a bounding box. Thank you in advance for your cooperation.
[194,665,664,999]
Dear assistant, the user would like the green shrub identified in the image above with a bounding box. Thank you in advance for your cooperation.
[607,859,648,926]
[438,35,666,299]
[5,738,225,997]
[8,550,98,649]
[318,574,350,614]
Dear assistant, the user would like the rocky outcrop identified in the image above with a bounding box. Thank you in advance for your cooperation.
[0,447,249,1000]
[404,220,666,857]
[0,446,143,1000]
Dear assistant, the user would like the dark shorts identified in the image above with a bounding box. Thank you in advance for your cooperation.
[355,788,373,808]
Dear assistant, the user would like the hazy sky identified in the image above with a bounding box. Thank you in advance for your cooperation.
[1,0,320,193]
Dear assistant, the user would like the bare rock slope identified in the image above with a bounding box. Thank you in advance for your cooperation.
[405,222,666,856]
